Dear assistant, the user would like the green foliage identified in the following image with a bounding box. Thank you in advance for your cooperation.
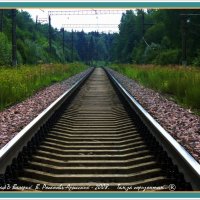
[154,49,181,65]
[192,50,200,67]
[23,39,47,64]
[110,9,200,66]
[161,36,171,49]
[110,64,200,110]
[0,63,88,110]
[145,23,165,44]
[88,36,95,62]
[0,32,11,65]
[117,10,138,63]
[51,42,65,63]
[0,9,114,65]
[143,43,161,64]
[132,42,144,64]
[76,31,88,62]
[17,50,23,65]
[96,38,108,61]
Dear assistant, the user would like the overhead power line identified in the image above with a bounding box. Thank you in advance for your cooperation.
[180,13,200,16]
[62,24,119,29]
[48,9,126,16]
[37,17,48,24]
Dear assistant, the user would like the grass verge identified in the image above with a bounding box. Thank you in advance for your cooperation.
[109,64,200,112]
[0,62,88,110]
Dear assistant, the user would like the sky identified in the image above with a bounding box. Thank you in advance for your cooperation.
[22,9,127,33]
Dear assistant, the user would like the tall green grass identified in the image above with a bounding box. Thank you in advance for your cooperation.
[0,63,87,110]
[110,64,200,111]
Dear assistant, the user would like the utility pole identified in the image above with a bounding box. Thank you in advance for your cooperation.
[181,16,187,67]
[62,28,65,56]
[141,11,145,37]
[180,13,200,66]
[0,9,3,32]
[36,15,38,29]
[48,15,52,57]
[71,29,74,62]
[32,15,38,41]
[12,9,17,66]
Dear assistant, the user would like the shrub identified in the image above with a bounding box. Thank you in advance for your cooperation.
[24,39,44,64]
[192,50,200,67]
[142,43,161,64]
[154,49,181,65]
[0,32,11,66]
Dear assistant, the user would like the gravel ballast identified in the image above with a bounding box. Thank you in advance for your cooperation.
[0,68,92,149]
[107,68,200,163]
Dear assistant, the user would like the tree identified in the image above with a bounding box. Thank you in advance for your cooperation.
[88,36,95,64]
[117,10,137,63]
[76,30,88,63]
[0,32,11,65]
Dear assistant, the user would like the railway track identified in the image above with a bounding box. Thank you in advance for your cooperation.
[0,67,200,191]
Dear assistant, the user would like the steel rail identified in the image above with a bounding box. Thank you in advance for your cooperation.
[105,68,200,190]
[0,68,94,175]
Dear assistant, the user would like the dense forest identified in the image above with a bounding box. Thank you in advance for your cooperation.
[1,9,200,66]
[111,9,200,66]
[0,9,113,66]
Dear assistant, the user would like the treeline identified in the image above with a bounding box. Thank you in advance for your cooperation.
[111,9,200,66]
[0,9,113,66]
[2,9,200,67]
